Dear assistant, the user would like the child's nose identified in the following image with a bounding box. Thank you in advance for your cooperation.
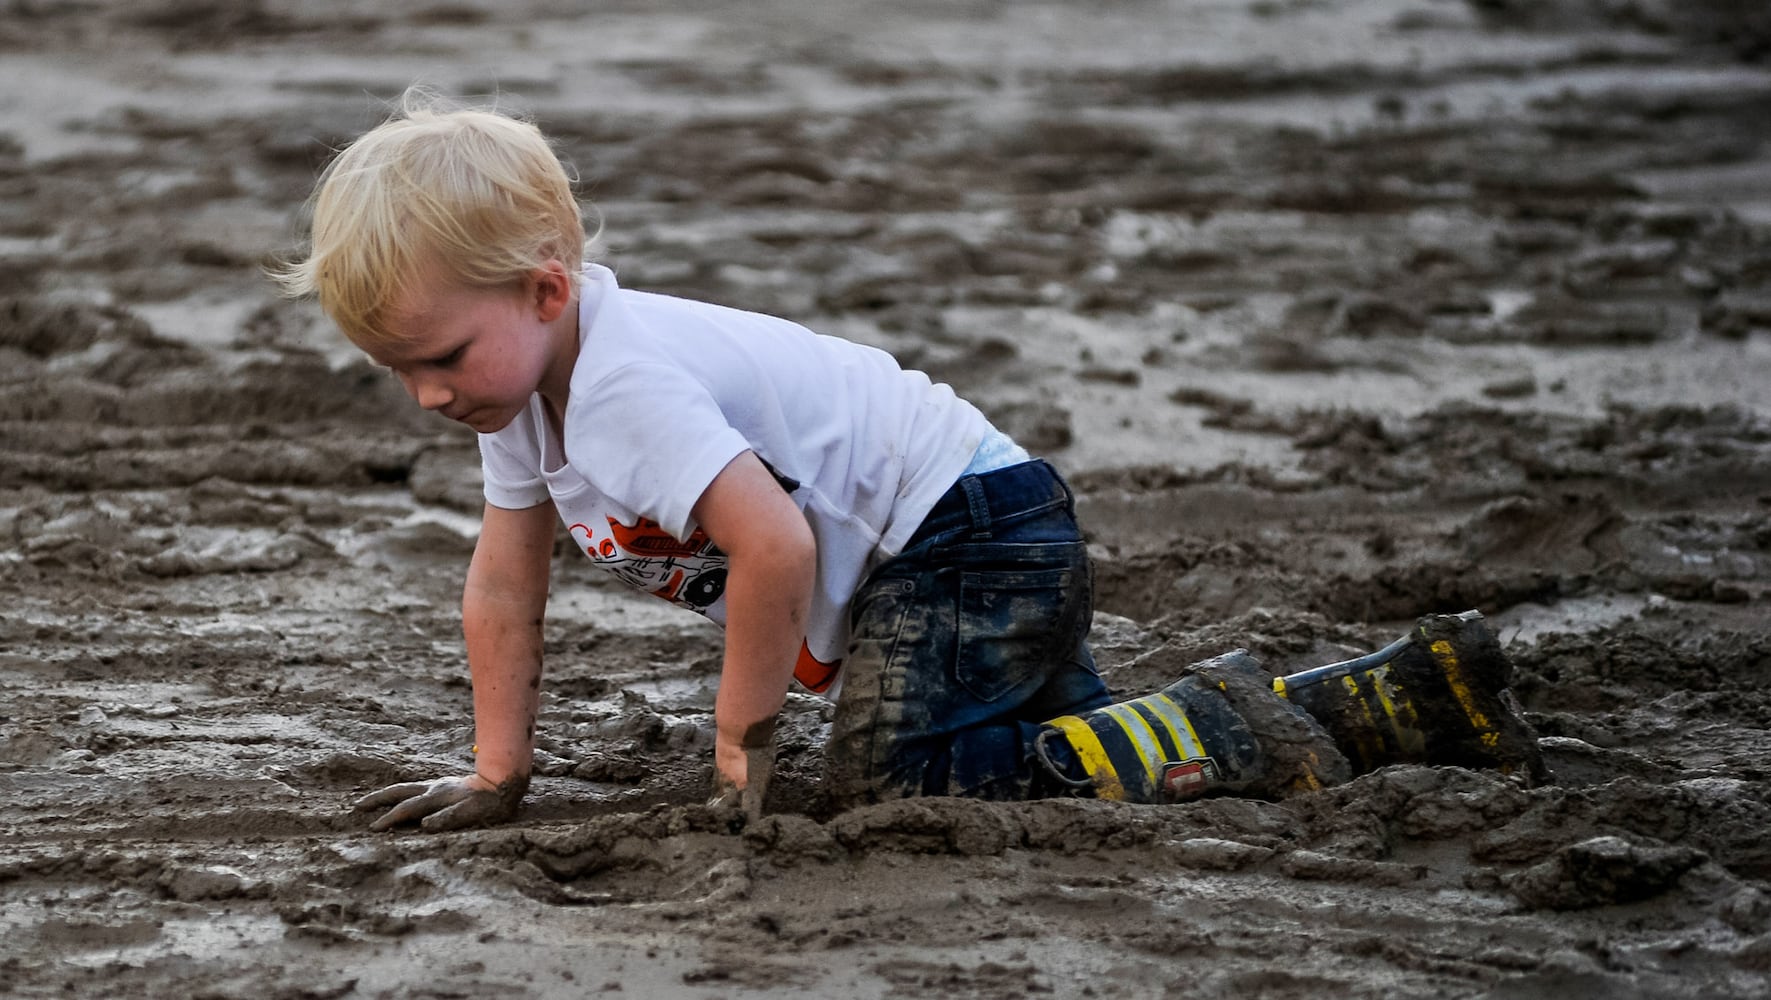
[399,371,452,410]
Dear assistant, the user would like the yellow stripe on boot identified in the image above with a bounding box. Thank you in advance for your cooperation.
[1429,638,1501,749]
[1149,693,1207,759]
[1045,714,1127,801]
[1368,665,1427,757]
[1102,704,1166,794]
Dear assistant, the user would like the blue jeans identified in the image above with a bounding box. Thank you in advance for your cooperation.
[823,460,1111,805]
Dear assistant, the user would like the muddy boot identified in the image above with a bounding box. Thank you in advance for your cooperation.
[1036,652,1350,803]
[1272,610,1545,782]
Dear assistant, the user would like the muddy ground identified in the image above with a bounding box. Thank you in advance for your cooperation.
[4,1,1771,997]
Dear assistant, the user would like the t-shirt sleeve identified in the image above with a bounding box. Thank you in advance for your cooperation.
[479,424,551,510]
[568,363,751,540]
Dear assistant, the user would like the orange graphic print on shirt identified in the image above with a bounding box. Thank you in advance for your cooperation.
[567,516,728,611]
[566,514,841,694]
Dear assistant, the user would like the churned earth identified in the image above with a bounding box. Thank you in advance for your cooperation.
[3,1,1771,997]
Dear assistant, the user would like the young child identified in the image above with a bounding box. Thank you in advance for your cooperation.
[275,93,1540,832]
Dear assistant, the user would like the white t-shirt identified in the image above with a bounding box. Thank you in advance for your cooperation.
[479,264,991,698]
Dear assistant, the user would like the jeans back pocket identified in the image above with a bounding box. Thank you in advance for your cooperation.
[955,567,1075,703]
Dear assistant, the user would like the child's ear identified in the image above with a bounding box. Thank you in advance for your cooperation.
[531,260,573,322]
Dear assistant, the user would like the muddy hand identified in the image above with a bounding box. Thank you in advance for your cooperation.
[709,720,776,820]
[709,745,776,819]
[353,773,529,832]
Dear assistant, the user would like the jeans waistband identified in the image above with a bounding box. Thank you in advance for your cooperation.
[905,459,1073,547]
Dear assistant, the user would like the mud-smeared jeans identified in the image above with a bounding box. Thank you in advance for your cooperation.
[823,460,1110,806]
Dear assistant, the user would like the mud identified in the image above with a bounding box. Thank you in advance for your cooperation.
[4,0,1771,997]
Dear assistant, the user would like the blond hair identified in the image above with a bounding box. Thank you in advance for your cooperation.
[270,89,592,349]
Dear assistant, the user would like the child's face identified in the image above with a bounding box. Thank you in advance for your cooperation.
[368,268,567,434]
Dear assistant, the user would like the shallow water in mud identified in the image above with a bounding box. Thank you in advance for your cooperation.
[4,1,1771,997]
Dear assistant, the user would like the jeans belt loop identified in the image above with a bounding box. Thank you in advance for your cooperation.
[1045,459,1074,513]
[960,474,992,539]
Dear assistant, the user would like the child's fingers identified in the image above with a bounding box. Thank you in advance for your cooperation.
[419,793,502,832]
[370,789,452,831]
[365,781,471,831]
[353,776,516,832]
[352,780,437,812]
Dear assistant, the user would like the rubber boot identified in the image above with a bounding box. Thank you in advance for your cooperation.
[1038,652,1350,803]
[1272,610,1545,782]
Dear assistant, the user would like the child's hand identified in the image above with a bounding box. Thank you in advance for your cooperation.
[353,773,529,832]
[708,728,775,820]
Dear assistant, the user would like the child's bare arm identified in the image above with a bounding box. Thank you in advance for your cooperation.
[691,451,815,810]
[355,500,555,831]
[461,500,556,783]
